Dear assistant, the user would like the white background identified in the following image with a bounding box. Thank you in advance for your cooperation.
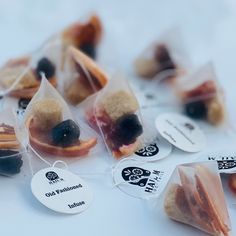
[0,0,236,235]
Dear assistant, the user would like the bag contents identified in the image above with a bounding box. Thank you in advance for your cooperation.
[164,162,231,236]
[134,29,189,82]
[177,63,226,126]
[62,14,102,59]
[135,44,176,79]
[0,111,23,176]
[0,53,57,99]
[85,75,144,159]
[24,77,97,158]
[63,46,108,105]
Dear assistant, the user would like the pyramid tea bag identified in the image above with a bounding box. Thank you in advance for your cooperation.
[0,14,103,99]
[23,77,97,158]
[176,63,226,126]
[63,46,108,105]
[134,28,190,82]
[0,109,24,176]
[0,41,60,99]
[84,74,144,159]
[163,161,231,236]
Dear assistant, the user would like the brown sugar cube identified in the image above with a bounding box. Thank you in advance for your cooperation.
[207,98,225,126]
[102,90,139,121]
[134,57,158,78]
[32,98,63,130]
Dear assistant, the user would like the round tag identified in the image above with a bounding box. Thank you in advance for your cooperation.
[155,113,206,152]
[31,167,93,214]
[112,159,174,199]
[134,135,172,161]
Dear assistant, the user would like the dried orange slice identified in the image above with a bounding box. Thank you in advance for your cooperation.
[27,118,97,157]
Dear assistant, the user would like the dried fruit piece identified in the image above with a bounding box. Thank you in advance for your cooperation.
[115,114,143,145]
[228,174,236,194]
[206,98,225,125]
[0,124,20,149]
[164,183,194,225]
[164,165,231,235]
[62,15,102,58]
[32,98,62,130]
[9,78,57,99]
[52,119,80,147]
[87,105,142,159]
[0,150,23,175]
[68,47,107,87]
[36,57,55,79]
[184,101,207,119]
[154,44,176,71]
[102,90,139,121]
[182,80,217,101]
[65,47,108,105]
[65,72,95,105]
[135,44,176,79]
[27,118,96,157]
[0,66,38,90]
[0,56,58,99]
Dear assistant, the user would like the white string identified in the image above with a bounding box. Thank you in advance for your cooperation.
[28,144,51,167]
[51,160,70,170]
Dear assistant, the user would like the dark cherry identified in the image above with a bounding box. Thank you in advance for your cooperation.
[184,101,207,119]
[114,114,143,145]
[36,57,55,79]
[0,150,23,176]
[155,44,176,70]
[52,119,80,147]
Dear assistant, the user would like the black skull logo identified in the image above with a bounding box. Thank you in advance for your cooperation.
[217,160,236,170]
[45,171,59,181]
[135,143,159,157]
[122,167,151,187]
[18,98,31,110]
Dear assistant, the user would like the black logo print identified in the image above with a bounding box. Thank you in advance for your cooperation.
[122,167,151,187]
[135,143,159,157]
[217,160,236,170]
[45,171,59,181]
[183,123,195,131]
[18,98,31,110]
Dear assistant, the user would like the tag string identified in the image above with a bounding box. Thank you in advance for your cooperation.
[52,160,68,169]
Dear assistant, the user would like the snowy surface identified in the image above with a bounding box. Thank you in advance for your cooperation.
[0,0,236,235]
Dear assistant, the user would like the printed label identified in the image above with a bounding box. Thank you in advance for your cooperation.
[113,159,174,199]
[201,151,236,174]
[31,167,93,214]
[134,135,172,161]
[155,113,206,152]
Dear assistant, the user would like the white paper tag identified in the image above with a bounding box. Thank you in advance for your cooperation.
[112,159,174,199]
[155,113,206,152]
[31,167,93,214]
[198,151,236,174]
[133,135,172,161]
